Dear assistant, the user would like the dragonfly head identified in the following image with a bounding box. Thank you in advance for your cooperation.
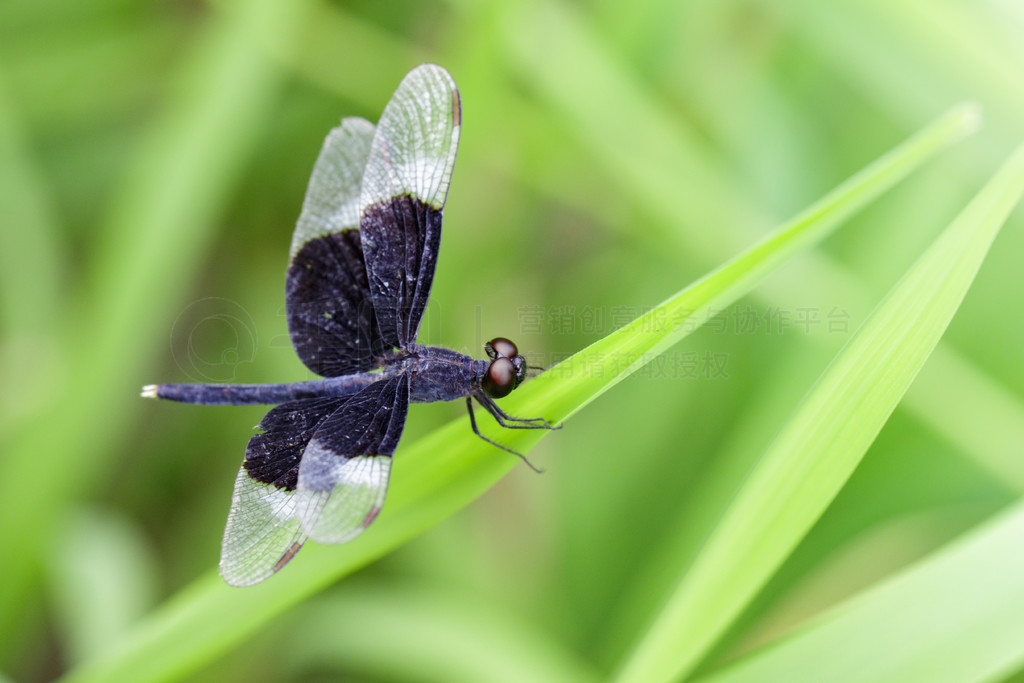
[481,337,526,399]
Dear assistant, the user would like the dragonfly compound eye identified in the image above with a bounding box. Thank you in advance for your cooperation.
[483,357,517,398]
[485,337,518,360]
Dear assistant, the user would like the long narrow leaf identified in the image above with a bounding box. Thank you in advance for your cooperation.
[615,142,1024,683]
[61,106,976,683]
[698,499,1024,683]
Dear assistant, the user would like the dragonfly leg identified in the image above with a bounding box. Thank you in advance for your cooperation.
[475,393,560,430]
[466,398,543,473]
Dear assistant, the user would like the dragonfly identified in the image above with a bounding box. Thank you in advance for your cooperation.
[142,64,556,586]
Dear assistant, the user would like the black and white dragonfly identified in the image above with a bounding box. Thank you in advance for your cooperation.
[143,64,555,586]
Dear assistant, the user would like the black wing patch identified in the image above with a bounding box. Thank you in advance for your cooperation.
[360,197,442,348]
[286,117,386,376]
[286,228,385,376]
[296,373,408,543]
[243,396,348,491]
[359,64,460,349]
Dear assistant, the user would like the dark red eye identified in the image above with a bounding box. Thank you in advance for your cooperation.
[482,357,516,398]
[485,337,518,360]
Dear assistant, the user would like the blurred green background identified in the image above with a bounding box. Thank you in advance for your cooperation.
[3,0,1024,680]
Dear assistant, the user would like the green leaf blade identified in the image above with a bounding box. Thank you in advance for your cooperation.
[615,142,1024,683]
[697,500,1024,683]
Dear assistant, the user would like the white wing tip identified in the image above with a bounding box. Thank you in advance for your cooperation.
[140,384,158,398]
